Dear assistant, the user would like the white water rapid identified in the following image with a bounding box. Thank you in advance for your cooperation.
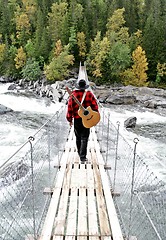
[0,83,64,165]
[0,83,166,181]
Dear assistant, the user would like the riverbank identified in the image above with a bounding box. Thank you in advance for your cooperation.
[1,73,166,116]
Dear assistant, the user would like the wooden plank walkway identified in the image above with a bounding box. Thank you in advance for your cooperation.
[39,127,124,240]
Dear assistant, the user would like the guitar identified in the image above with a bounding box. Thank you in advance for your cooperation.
[66,87,100,128]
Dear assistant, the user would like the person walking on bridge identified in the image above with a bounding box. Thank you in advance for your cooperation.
[66,79,99,163]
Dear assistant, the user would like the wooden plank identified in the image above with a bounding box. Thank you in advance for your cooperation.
[86,164,99,236]
[99,164,124,240]
[101,238,112,240]
[70,163,79,188]
[53,237,63,240]
[93,163,111,236]
[87,188,98,236]
[79,163,87,188]
[65,237,76,240]
[77,187,87,236]
[39,136,71,240]
[40,127,124,240]
[65,188,78,236]
[86,164,94,186]
[77,237,87,240]
[89,238,100,240]
[92,129,124,239]
[53,162,73,235]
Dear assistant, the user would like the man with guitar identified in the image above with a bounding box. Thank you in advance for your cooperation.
[66,79,99,163]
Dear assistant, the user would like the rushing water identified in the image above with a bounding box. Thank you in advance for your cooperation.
[0,82,166,240]
[104,104,166,181]
[0,83,64,165]
[0,83,166,181]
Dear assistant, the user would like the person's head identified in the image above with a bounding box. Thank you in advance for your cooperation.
[76,79,89,90]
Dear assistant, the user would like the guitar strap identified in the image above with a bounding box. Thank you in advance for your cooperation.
[80,90,87,105]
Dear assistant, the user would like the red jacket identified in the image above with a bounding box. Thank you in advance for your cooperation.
[66,90,99,122]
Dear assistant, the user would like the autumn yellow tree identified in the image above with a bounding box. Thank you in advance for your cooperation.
[54,39,63,57]
[44,42,74,81]
[14,46,26,69]
[87,8,130,82]
[122,45,148,86]
[92,37,110,78]
[156,63,166,83]
[15,12,31,42]
[106,8,129,44]
[77,32,86,60]
[22,0,37,21]
[87,31,110,78]
[0,43,6,63]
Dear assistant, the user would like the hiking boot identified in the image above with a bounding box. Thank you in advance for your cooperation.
[80,158,88,163]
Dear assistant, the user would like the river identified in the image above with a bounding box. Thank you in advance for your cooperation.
[0,82,166,182]
[0,83,64,165]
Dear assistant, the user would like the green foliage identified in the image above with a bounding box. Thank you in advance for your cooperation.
[25,39,36,58]
[0,0,165,85]
[47,2,69,44]
[87,32,102,75]
[129,30,143,52]
[156,63,166,83]
[21,58,42,81]
[106,41,131,81]
[15,46,27,69]
[142,0,166,80]
[68,2,83,27]
[0,42,18,77]
[69,26,77,52]
[106,8,129,44]
[91,37,110,78]
[77,32,86,60]
[44,45,74,82]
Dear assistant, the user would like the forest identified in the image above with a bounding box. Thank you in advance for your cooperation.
[0,0,165,87]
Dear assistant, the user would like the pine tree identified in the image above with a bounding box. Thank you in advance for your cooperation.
[0,42,5,63]
[106,8,129,44]
[77,32,86,61]
[47,2,69,45]
[143,0,166,80]
[14,46,27,69]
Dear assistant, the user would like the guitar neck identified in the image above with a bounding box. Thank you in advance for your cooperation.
[71,93,86,111]
[66,86,86,111]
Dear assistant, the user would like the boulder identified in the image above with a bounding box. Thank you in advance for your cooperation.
[124,117,137,128]
[8,83,17,90]
[143,100,157,109]
[0,104,13,114]
[107,95,137,105]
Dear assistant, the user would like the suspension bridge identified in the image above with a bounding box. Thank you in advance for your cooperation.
[0,65,166,240]
[40,125,124,240]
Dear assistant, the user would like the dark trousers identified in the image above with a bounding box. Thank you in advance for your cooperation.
[74,118,90,161]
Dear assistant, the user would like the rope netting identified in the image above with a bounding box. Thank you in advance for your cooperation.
[0,105,166,240]
[95,107,166,240]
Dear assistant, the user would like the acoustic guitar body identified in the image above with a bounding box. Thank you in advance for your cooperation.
[78,106,100,128]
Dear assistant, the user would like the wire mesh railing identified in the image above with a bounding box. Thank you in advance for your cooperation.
[96,107,166,240]
[0,106,70,240]
[0,104,166,240]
